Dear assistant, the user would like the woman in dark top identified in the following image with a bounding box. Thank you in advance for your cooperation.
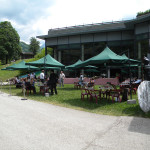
[47,70,58,95]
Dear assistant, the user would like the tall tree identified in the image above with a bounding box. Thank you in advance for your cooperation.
[29,37,40,56]
[0,21,21,64]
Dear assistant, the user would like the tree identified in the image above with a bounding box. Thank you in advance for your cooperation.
[0,21,21,64]
[29,37,40,56]
[35,47,53,59]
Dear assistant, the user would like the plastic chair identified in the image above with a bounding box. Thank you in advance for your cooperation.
[110,89,122,102]
[89,90,100,104]
[81,88,90,100]
[74,82,81,89]
[40,85,49,95]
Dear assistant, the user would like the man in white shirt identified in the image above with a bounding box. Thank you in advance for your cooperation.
[40,70,45,83]
[59,71,65,87]
[79,73,84,87]
[30,72,35,79]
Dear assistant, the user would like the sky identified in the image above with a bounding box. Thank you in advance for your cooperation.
[0,0,150,45]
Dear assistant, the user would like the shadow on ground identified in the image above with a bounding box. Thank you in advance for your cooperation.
[128,116,150,135]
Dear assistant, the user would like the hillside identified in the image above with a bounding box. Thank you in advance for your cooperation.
[20,41,43,53]
[20,41,30,52]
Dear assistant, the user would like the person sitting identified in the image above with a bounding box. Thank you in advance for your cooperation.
[15,76,22,88]
[25,76,32,93]
[86,77,95,89]
[78,73,84,87]
[30,78,36,94]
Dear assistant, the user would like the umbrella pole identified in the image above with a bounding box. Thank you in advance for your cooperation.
[8,79,12,96]
[129,61,132,99]
[0,79,2,94]
[21,81,27,100]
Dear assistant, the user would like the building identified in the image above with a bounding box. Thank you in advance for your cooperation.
[37,13,150,77]
[21,52,34,59]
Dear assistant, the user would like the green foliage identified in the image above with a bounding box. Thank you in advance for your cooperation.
[0,21,21,64]
[25,48,53,63]
[137,9,150,17]
[29,37,40,56]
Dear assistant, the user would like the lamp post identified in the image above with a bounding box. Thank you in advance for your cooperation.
[119,49,133,100]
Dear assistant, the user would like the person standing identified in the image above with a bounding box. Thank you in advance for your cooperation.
[59,71,65,87]
[78,73,84,87]
[40,70,45,83]
[30,72,35,79]
[48,70,58,95]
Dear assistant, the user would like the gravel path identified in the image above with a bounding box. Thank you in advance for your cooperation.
[0,92,150,150]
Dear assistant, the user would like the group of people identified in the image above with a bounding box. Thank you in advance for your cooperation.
[40,70,65,95]
[14,70,65,95]
[78,73,95,88]
[15,73,37,94]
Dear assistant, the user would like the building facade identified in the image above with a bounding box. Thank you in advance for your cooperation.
[38,13,150,69]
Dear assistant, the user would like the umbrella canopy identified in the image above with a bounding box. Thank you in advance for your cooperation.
[76,47,126,68]
[7,60,38,70]
[121,54,141,63]
[84,65,98,69]
[65,59,83,69]
[40,66,61,71]
[26,54,65,68]
[66,60,99,70]
[5,63,17,70]
[84,68,99,72]
[1,68,14,71]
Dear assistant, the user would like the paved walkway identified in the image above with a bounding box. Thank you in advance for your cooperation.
[0,91,150,150]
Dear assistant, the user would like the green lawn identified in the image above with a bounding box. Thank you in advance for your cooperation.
[0,60,22,81]
[1,84,150,118]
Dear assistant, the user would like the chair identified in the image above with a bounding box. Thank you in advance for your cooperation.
[89,90,100,104]
[24,82,33,95]
[131,83,140,94]
[81,88,90,100]
[74,82,81,89]
[87,82,95,89]
[110,89,122,102]
[40,85,49,95]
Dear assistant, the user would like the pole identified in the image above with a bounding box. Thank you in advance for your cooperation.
[21,81,27,100]
[45,43,47,76]
[128,49,133,100]
[129,60,132,99]
[8,79,12,96]
[0,80,2,94]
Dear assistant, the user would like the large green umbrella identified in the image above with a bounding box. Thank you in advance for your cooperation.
[40,66,61,71]
[5,63,17,70]
[65,60,83,69]
[84,65,98,69]
[121,54,140,63]
[76,47,127,68]
[66,60,98,71]
[76,47,140,68]
[84,68,99,72]
[1,68,14,71]
[7,60,38,70]
[26,54,65,68]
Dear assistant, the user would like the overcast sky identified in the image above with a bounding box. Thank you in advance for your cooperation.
[0,0,150,45]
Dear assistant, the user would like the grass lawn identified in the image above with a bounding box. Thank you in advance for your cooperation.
[1,84,150,118]
[0,60,22,81]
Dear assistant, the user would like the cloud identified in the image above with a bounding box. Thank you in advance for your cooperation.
[0,0,150,44]
[0,0,54,24]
